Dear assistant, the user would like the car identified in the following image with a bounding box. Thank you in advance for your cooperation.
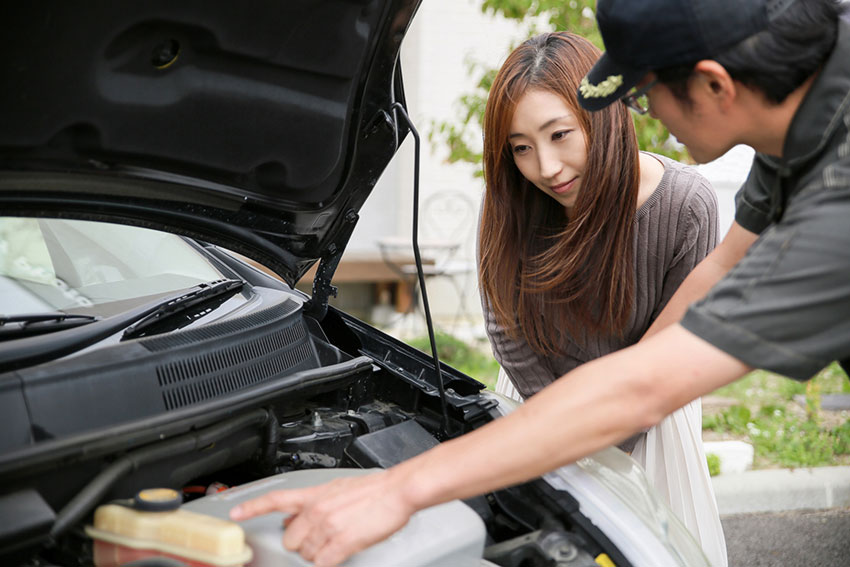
[0,2,710,566]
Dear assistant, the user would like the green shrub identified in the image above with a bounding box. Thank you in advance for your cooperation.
[702,405,751,435]
[703,401,844,468]
[751,415,835,468]
[706,453,721,477]
[833,421,850,455]
[706,365,850,468]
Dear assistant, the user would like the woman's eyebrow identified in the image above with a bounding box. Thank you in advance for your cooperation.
[537,115,571,131]
[508,115,572,139]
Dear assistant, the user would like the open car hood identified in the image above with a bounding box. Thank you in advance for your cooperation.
[0,0,419,287]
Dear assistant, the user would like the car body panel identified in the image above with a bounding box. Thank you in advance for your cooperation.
[485,392,710,567]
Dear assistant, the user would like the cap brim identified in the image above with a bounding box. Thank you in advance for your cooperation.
[577,52,647,112]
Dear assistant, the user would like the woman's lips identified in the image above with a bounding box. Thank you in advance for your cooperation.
[550,177,577,194]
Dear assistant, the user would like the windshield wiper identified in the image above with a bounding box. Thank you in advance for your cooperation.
[121,278,244,339]
[0,279,244,373]
[0,313,100,340]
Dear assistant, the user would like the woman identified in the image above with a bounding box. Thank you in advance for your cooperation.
[479,32,727,566]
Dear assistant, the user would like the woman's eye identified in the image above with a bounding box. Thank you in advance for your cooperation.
[512,145,530,155]
[552,130,572,141]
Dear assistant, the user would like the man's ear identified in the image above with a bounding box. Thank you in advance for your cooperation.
[693,60,737,110]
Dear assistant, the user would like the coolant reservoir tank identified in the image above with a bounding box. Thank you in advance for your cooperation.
[184,468,487,567]
[85,488,253,567]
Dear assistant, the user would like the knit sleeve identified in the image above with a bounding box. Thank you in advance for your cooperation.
[651,170,720,321]
[481,294,556,399]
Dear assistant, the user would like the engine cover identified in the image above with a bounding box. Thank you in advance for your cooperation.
[184,468,487,567]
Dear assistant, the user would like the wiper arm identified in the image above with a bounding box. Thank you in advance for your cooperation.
[0,279,244,373]
[0,313,100,340]
[121,278,244,339]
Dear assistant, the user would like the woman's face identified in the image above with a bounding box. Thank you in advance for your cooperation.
[508,89,588,212]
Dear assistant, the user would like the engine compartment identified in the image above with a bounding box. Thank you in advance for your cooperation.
[11,402,610,567]
[0,289,627,567]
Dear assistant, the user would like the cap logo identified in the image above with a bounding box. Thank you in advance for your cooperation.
[579,75,623,98]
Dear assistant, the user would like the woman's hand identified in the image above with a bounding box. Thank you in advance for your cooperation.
[229,469,416,566]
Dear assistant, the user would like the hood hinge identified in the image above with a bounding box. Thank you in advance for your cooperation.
[304,210,359,320]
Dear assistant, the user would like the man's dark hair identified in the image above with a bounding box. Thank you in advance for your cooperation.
[656,0,845,105]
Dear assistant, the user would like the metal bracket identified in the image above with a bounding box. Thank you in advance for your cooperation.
[304,210,358,320]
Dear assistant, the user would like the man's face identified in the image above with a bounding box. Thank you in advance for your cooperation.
[644,76,736,164]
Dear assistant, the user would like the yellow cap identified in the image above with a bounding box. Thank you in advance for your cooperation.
[134,488,182,511]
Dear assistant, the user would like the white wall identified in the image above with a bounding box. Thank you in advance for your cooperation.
[347,1,523,328]
[696,145,754,235]
[351,1,521,253]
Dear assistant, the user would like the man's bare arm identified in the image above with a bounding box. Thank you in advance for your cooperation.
[231,324,751,566]
[643,221,758,339]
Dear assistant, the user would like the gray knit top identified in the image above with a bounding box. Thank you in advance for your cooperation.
[482,154,719,399]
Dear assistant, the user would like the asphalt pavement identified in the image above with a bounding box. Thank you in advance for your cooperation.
[721,507,850,567]
[708,463,850,567]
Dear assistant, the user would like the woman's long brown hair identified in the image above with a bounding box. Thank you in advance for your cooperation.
[478,32,640,355]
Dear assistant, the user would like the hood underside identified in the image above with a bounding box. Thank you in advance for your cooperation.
[0,0,419,285]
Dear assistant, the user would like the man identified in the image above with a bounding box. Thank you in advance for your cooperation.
[230,1,849,565]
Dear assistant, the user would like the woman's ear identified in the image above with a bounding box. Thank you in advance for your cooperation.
[693,60,737,111]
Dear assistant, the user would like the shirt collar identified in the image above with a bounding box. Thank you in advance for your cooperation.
[779,18,850,167]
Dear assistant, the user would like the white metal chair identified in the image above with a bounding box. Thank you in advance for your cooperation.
[377,190,476,330]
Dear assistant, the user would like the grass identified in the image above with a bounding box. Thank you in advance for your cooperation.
[703,362,850,469]
[706,453,722,477]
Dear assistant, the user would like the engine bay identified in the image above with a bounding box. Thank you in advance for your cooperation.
[0,289,628,567]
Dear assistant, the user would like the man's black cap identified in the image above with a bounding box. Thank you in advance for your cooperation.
[577,0,796,111]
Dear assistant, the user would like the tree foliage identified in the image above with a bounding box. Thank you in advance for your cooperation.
[429,0,688,177]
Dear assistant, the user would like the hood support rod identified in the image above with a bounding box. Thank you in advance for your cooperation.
[391,102,453,438]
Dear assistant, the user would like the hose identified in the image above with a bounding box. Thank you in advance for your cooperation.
[50,409,269,539]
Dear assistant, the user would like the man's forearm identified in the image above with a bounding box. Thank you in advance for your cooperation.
[228,325,752,567]
[395,325,751,512]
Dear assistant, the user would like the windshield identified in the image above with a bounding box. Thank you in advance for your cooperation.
[0,217,225,317]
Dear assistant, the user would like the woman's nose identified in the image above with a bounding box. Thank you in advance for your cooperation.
[538,146,562,180]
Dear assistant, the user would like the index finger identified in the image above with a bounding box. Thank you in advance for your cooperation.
[229,489,309,521]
